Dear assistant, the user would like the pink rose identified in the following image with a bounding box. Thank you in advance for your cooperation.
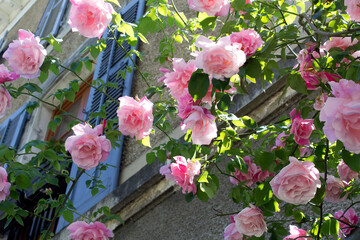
[274,131,288,149]
[161,58,197,100]
[320,79,360,153]
[224,223,244,240]
[177,93,196,120]
[65,123,111,170]
[162,156,201,194]
[159,163,173,181]
[345,0,360,22]
[284,225,312,240]
[67,221,113,240]
[0,64,19,83]
[230,156,271,187]
[234,204,267,237]
[188,0,230,16]
[230,29,264,57]
[193,36,246,80]
[270,157,321,205]
[323,175,348,203]
[337,160,359,183]
[322,37,358,52]
[68,0,114,38]
[314,93,328,111]
[3,29,46,79]
[290,117,315,146]
[0,167,11,201]
[117,96,154,140]
[334,208,359,236]
[181,106,217,145]
[299,147,311,158]
[0,87,12,119]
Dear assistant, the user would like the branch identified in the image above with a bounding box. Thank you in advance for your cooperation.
[300,13,360,37]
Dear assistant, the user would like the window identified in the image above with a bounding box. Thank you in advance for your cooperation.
[36,0,68,38]
[55,0,145,232]
[0,103,30,149]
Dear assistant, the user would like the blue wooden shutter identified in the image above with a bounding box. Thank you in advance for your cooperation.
[36,0,68,38]
[56,0,145,232]
[0,104,30,149]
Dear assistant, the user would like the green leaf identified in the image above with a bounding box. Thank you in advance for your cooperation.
[15,174,32,189]
[342,150,360,172]
[146,152,156,164]
[293,210,305,223]
[118,22,134,38]
[217,94,231,111]
[198,171,209,183]
[188,71,210,101]
[174,13,186,29]
[254,182,273,206]
[138,33,149,44]
[48,34,62,53]
[241,116,257,129]
[44,149,58,160]
[14,215,24,226]
[288,74,308,95]
[246,58,262,79]
[321,215,339,237]
[91,188,99,196]
[62,210,74,223]
[255,152,276,172]
[156,150,167,163]
[200,16,217,34]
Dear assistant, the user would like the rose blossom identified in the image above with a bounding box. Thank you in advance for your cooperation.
[230,29,264,56]
[345,0,360,22]
[0,64,19,83]
[193,36,246,80]
[224,215,244,240]
[161,58,197,100]
[337,160,359,183]
[3,29,46,79]
[177,93,196,120]
[0,87,12,119]
[234,204,267,237]
[68,0,114,38]
[160,156,201,194]
[117,96,153,140]
[65,123,111,170]
[230,156,271,187]
[67,221,113,240]
[323,175,348,203]
[0,167,11,201]
[181,106,217,145]
[314,93,328,111]
[290,117,315,146]
[335,208,359,236]
[188,0,230,16]
[270,157,321,205]
[322,37,358,52]
[284,225,312,240]
[320,79,360,153]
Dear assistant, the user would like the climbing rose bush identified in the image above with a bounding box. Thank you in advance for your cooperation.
[3,29,46,79]
[234,204,267,237]
[68,0,114,38]
[117,96,154,140]
[0,167,10,201]
[229,29,264,57]
[67,221,113,240]
[270,157,321,205]
[0,87,12,119]
[65,123,111,170]
[320,79,360,153]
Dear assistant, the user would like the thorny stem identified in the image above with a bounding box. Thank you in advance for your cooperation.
[300,13,360,37]
[169,0,189,30]
[21,92,84,123]
[317,139,329,240]
[42,169,85,239]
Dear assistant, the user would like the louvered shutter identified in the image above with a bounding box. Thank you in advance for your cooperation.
[56,0,145,232]
[36,0,68,38]
[0,104,30,149]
